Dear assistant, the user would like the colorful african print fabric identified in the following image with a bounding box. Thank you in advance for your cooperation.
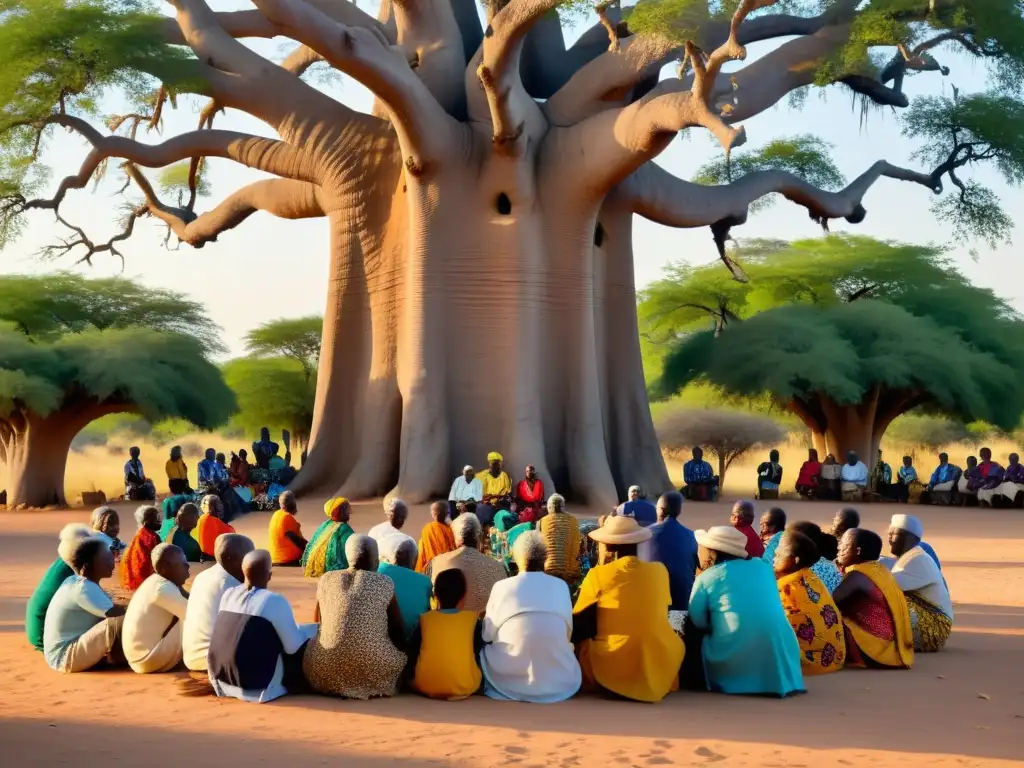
[777,568,845,675]
[905,591,953,653]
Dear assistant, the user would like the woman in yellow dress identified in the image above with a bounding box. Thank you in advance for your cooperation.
[572,516,683,702]
[476,451,512,528]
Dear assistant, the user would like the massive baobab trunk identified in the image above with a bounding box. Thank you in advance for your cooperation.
[8,0,950,508]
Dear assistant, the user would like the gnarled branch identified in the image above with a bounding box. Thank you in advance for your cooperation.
[391,0,468,116]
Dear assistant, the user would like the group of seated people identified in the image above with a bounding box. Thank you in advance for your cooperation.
[446,453,549,527]
[27,468,954,705]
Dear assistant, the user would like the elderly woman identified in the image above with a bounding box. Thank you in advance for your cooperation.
[193,495,236,561]
[25,523,95,651]
[538,493,582,585]
[379,538,431,643]
[481,531,581,702]
[572,516,683,703]
[90,506,125,555]
[425,513,507,614]
[773,531,845,675]
[121,505,163,591]
[688,526,804,696]
[301,497,354,578]
[303,535,407,699]
[159,502,202,562]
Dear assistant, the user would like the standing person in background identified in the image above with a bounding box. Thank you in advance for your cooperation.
[682,447,718,501]
[730,500,764,558]
[416,501,457,574]
[165,445,192,495]
[514,465,546,523]
[268,491,307,566]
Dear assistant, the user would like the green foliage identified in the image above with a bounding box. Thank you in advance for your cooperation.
[243,315,323,381]
[157,161,211,201]
[0,272,224,353]
[222,356,316,444]
[884,413,972,451]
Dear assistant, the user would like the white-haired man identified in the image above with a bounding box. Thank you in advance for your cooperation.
[448,465,483,519]
[425,513,506,614]
[26,523,96,651]
[208,550,315,703]
[182,533,254,671]
[480,531,581,703]
[614,485,658,527]
[368,498,416,555]
[122,543,190,673]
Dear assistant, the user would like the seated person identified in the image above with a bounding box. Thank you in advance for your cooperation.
[124,446,156,501]
[303,535,407,699]
[448,465,483,520]
[209,550,312,703]
[870,450,893,497]
[122,543,190,674]
[921,453,961,505]
[973,447,1005,505]
[251,427,279,470]
[573,517,683,703]
[795,449,821,498]
[159,502,202,562]
[773,531,845,675]
[477,452,513,527]
[301,497,354,578]
[228,449,250,487]
[514,465,546,523]
[615,485,658,526]
[893,456,920,503]
[818,454,843,501]
[756,449,784,499]
[183,534,254,672]
[482,532,581,702]
[538,494,582,585]
[426,514,508,614]
[957,455,983,503]
[416,501,457,573]
[688,527,804,697]
[379,539,432,644]
[787,521,843,594]
[830,507,860,542]
[834,529,914,669]
[268,490,307,566]
[888,515,953,653]
[368,498,417,552]
[121,505,163,591]
[839,451,869,500]
[980,452,1024,507]
[409,569,484,701]
[197,448,229,493]
[26,524,95,651]
[165,445,192,495]
[193,495,236,561]
[267,443,292,473]
[730,500,764,558]
[489,509,530,572]
[759,507,787,566]
[682,447,718,501]
[642,492,699,611]
[43,538,126,672]
[89,506,125,555]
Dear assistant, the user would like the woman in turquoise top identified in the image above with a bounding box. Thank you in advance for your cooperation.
[689,526,804,697]
[378,539,432,640]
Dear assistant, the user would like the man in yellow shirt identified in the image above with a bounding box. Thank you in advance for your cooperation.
[477,452,512,528]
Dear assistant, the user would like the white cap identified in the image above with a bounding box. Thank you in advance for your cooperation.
[890,514,923,538]
[463,465,474,473]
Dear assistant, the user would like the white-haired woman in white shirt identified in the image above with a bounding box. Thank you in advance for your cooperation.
[480,531,581,703]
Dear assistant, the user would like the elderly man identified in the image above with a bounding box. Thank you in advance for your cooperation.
[268,491,307,566]
[448,465,483,520]
[209,550,314,703]
[682,447,718,501]
[887,515,953,652]
[26,523,95,652]
[730,500,764,558]
[759,507,787,566]
[182,533,254,672]
[379,538,431,642]
[615,485,658,527]
[122,543,190,673]
[641,492,698,610]
[426,513,507,614]
[839,451,869,500]
[368,498,416,561]
[122,505,163,591]
[830,508,860,541]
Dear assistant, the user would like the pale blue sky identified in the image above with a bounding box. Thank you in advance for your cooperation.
[4,2,1021,356]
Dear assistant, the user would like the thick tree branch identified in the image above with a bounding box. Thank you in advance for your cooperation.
[391,0,468,116]
[469,0,561,152]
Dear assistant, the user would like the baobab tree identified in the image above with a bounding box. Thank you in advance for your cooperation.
[2,0,1022,508]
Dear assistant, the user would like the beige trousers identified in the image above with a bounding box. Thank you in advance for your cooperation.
[62,615,125,673]
[129,622,183,674]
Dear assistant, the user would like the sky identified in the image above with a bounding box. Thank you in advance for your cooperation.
[3,1,1021,358]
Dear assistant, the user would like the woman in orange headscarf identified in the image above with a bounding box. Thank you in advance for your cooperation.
[301,497,354,578]
[192,494,236,560]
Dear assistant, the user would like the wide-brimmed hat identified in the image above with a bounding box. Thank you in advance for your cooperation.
[694,526,749,559]
[588,515,652,545]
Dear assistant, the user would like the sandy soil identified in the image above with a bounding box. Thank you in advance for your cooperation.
[1,497,1022,767]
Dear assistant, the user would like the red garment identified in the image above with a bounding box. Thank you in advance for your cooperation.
[121,527,161,591]
[736,523,764,558]
[796,460,821,487]
[979,461,1001,478]
[515,478,545,522]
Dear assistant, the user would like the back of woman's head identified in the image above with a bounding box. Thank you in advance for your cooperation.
[434,568,467,610]
[788,520,823,547]
[818,533,839,562]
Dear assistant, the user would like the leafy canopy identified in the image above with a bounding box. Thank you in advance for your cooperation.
[222,356,316,443]
[243,316,323,381]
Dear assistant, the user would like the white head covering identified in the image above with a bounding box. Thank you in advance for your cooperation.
[694,526,750,559]
[463,465,474,473]
[890,514,923,538]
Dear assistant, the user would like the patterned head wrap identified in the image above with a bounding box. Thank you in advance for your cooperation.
[324,497,350,521]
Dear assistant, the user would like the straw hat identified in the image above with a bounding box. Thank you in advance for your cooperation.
[694,526,749,559]
[588,515,652,545]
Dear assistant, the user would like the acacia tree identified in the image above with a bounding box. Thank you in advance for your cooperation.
[652,238,1024,460]
[243,315,323,382]
[0,275,234,507]
[2,0,1023,507]
[223,356,317,450]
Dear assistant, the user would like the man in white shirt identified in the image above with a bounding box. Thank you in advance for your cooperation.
[448,465,483,518]
[368,498,416,561]
[122,543,190,673]
[839,451,869,499]
[888,514,954,652]
[182,533,254,671]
